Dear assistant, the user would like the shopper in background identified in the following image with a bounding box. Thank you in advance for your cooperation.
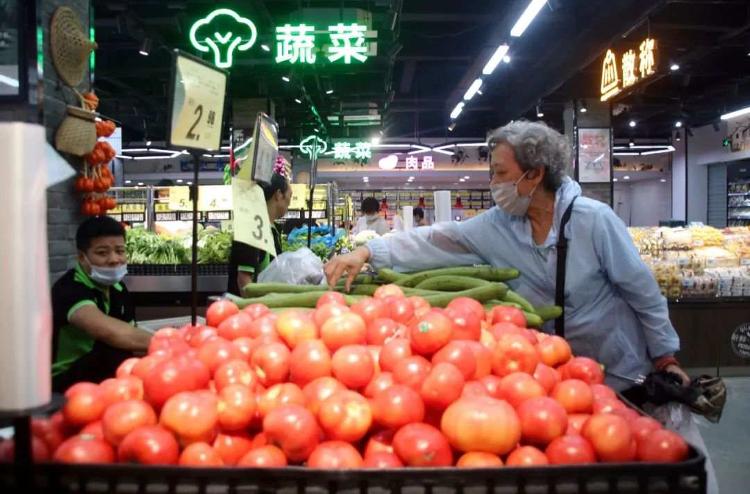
[413,207,428,227]
[352,197,389,236]
[51,216,151,392]
[227,170,292,295]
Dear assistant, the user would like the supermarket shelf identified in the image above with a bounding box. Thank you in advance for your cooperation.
[728,192,750,196]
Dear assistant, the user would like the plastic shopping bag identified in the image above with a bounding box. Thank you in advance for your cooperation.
[258,248,327,285]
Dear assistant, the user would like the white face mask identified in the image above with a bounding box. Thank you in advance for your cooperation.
[491,171,539,216]
[85,256,128,286]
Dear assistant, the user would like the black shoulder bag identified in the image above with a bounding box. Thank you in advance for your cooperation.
[554,198,576,337]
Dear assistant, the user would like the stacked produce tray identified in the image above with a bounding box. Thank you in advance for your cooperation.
[0,452,705,493]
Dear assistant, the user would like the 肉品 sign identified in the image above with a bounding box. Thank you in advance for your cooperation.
[600,37,657,102]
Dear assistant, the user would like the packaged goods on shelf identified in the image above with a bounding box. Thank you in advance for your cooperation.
[708,267,750,297]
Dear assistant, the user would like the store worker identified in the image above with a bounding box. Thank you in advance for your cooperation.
[352,197,390,236]
[327,120,689,389]
[51,216,151,392]
[413,207,428,227]
[227,165,292,295]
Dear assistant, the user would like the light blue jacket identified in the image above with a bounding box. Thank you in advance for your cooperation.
[366,178,680,390]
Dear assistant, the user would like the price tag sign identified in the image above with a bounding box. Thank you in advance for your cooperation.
[251,113,279,185]
[232,178,276,256]
[289,183,308,210]
[168,186,193,211]
[168,51,228,152]
[198,185,232,211]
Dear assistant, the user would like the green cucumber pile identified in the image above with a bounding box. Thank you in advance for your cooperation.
[229,265,561,328]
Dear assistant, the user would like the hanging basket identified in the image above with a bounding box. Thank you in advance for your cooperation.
[55,105,97,156]
[50,7,97,87]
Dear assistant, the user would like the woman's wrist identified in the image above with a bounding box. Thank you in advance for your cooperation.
[653,355,680,371]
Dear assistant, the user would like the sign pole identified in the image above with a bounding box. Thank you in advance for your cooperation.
[190,152,200,325]
[307,140,318,248]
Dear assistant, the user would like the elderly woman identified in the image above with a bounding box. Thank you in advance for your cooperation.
[325,120,688,391]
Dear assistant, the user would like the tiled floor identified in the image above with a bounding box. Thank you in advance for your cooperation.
[694,376,750,493]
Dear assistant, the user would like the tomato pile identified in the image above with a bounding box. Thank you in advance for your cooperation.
[0,286,690,468]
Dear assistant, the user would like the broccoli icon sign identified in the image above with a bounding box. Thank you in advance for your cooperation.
[189,9,257,69]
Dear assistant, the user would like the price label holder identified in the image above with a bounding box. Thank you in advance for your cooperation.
[289,183,309,210]
[249,113,279,185]
[167,186,193,211]
[198,185,232,211]
[232,178,276,257]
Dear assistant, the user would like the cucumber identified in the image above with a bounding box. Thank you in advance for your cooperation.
[242,283,326,297]
[345,284,379,296]
[395,266,520,287]
[230,291,363,309]
[535,305,563,321]
[422,284,506,308]
[414,276,490,291]
[484,300,524,310]
[503,290,535,313]
[523,311,544,328]
[374,268,404,284]
[335,274,375,288]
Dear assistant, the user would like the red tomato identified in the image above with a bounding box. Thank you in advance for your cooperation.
[545,435,597,464]
[318,390,372,442]
[551,379,594,414]
[53,434,114,464]
[160,392,218,446]
[566,413,591,435]
[456,451,504,467]
[636,429,688,463]
[506,445,549,466]
[462,380,490,398]
[287,340,332,387]
[148,328,190,356]
[364,372,395,399]
[216,312,254,341]
[536,335,572,367]
[307,441,364,468]
[242,303,271,320]
[248,313,279,339]
[498,372,546,408]
[386,297,415,324]
[363,451,404,468]
[331,345,375,389]
[465,341,493,379]
[116,357,140,378]
[63,382,105,428]
[410,311,453,356]
[432,341,477,380]
[143,354,211,409]
[490,306,527,328]
[206,300,240,328]
[80,421,104,440]
[366,318,400,345]
[533,363,561,394]
[364,430,395,457]
[31,418,66,453]
[367,345,382,374]
[581,413,635,462]
[184,325,219,349]
[316,291,347,308]
[276,310,318,349]
[379,338,412,372]
[214,359,258,391]
[444,306,482,342]
[197,337,244,375]
[590,383,617,402]
[131,355,168,382]
[374,284,405,299]
[303,377,345,416]
[217,384,256,432]
[313,303,350,328]
[237,444,288,467]
[441,396,521,455]
[372,384,425,429]
[409,296,432,318]
[130,411,175,450]
[321,312,367,351]
[593,397,628,415]
[263,404,321,463]
[177,442,223,466]
[251,341,291,387]
[393,355,432,390]
[491,334,540,377]
[99,377,144,407]
[212,432,254,466]
[0,436,50,463]
[257,383,306,418]
[350,297,389,326]
[393,422,452,467]
[447,297,486,327]
[631,416,662,444]
[516,397,568,446]
[102,400,157,446]
[420,362,465,410]
[560,357,605,385]
[231,337,254,362]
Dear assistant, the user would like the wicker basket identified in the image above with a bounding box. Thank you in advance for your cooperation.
[50,7,96,87]
[54,105,96,156]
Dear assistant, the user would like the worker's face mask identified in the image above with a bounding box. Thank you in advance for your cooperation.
[491,170,538,216]
[84,255,128,286]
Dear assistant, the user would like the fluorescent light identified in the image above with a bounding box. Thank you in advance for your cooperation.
[720,106,750,120]
[675,121,683,128]
[146,141,152,146]
[613,178,618,182]
[482,44,510,75]
[371,136,381,145]
[325,89,334,94]
[623,176,630,180]
[0,74,19,88]
[282,76,290,82]
[408,176,415,180]
[137,182,144,186]
[176,179,183,183]
[450,102,465,119]
[448,123,456,132]
[125,180,132,184]
[261,44,270,52]
[503,55,511,63]
[612,152,640,156]
[670,63,680,71]
[510,0,547,37]
[629,120,637,128]
[464,176,470,179]
[463,78,483,101]
[294,98,302,104]
[660,178,667,183]
[459,178,466,182]
[641,147,676,155]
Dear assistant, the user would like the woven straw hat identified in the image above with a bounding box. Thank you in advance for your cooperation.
[50,7,97,87]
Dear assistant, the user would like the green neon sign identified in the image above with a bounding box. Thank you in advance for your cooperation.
[189,9,257,68]
[275,23,373,65]
[300,135,328,160]
[332,141,372,161]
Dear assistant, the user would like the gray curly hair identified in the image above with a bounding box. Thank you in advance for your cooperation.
[487,120,572,191]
